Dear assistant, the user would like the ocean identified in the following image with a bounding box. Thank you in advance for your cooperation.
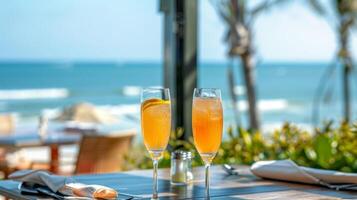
[0,61,356,132]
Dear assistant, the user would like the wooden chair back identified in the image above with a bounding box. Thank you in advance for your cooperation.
[74,131,135,174]
[0,114,14,135]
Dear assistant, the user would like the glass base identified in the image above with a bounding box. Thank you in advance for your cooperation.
[148,150,164,160]
[199,152,216,164]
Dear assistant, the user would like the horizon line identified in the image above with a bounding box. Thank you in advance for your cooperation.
[0,59,334,64]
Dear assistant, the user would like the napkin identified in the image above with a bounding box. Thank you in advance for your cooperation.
[9,170,118,199]
[250,160,357,186]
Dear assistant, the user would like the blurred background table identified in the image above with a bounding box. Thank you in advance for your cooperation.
[0,123,137,176]
[0,130,80,174]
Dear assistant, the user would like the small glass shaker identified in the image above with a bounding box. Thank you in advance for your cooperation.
[170,150,193,185]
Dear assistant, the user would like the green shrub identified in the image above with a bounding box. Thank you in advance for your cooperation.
[124,122,357,172]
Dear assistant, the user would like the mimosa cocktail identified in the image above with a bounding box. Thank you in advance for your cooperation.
[192,88,223,198]
[140,88,171,199]
[141,98,171,158]
[192,97,223,163]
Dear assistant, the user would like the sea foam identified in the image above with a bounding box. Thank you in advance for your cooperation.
[121,85,162,97]
[122,86,141,96]
[236,99,288,112]
[0,88,69,100]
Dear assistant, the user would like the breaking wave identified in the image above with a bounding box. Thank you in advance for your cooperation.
[0,88,69,100]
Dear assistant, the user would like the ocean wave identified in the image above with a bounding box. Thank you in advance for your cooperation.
[0,88,69,100]
[122,86,142,96]
[234,85,245,95]
[121,86,162,97]
[236,99,288,112]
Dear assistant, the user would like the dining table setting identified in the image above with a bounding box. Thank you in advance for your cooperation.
[1,87,357,199]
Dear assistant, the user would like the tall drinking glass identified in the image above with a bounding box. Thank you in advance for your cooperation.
[141,88,171,199]
[192,88,223,199]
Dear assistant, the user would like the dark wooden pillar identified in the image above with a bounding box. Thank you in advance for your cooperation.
[160,0,198,140]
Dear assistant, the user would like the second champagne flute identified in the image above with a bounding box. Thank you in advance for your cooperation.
[192,88,223,199]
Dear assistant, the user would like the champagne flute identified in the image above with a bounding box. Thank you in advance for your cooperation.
[192,88,223,198]
[141,88,171,199]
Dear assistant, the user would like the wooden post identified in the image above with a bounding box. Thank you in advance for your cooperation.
[160,0,198,140]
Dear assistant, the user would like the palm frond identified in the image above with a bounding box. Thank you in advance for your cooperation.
[211,0,230,23]
[307,0,326,16]
[312,59,338,126]
[227,61,241,126]
[210,0,250,56]
[347,1,357,30]
[250,0,291,19]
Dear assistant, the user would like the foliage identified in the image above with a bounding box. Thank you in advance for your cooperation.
[124,122,357,173]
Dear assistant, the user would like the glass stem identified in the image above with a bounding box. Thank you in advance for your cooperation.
[152,159,159,199]
[205,163,210,199]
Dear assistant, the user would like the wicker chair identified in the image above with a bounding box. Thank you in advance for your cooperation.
[25,130,136,175]
[74,131,135,174]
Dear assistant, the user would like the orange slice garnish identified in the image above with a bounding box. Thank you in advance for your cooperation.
[141,98,170,111]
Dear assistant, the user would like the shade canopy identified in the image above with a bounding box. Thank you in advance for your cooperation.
[54,103,117,124]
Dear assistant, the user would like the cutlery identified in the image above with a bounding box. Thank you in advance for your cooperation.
[318,181,357,191]
[222,164,239,176]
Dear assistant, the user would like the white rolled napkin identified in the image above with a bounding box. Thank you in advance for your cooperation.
[250,160,357,185]
[9,170,118,199]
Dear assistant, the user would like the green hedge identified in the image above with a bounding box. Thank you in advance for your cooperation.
[124,122,357,172]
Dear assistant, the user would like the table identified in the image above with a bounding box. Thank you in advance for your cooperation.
[0,131,81,173]
[0,165,356,199]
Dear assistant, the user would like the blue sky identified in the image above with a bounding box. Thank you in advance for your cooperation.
[0,0,356,62]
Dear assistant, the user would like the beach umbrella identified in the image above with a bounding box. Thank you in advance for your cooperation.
[54,103,117,124]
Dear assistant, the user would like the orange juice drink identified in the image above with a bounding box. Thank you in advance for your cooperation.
[141,98,171,158]
[192,97,223,163]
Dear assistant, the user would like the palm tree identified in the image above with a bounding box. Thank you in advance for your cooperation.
[212,0,287,130]
[309,0,357,123]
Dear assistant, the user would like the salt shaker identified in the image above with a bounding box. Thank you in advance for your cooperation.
[170,150,193,185]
